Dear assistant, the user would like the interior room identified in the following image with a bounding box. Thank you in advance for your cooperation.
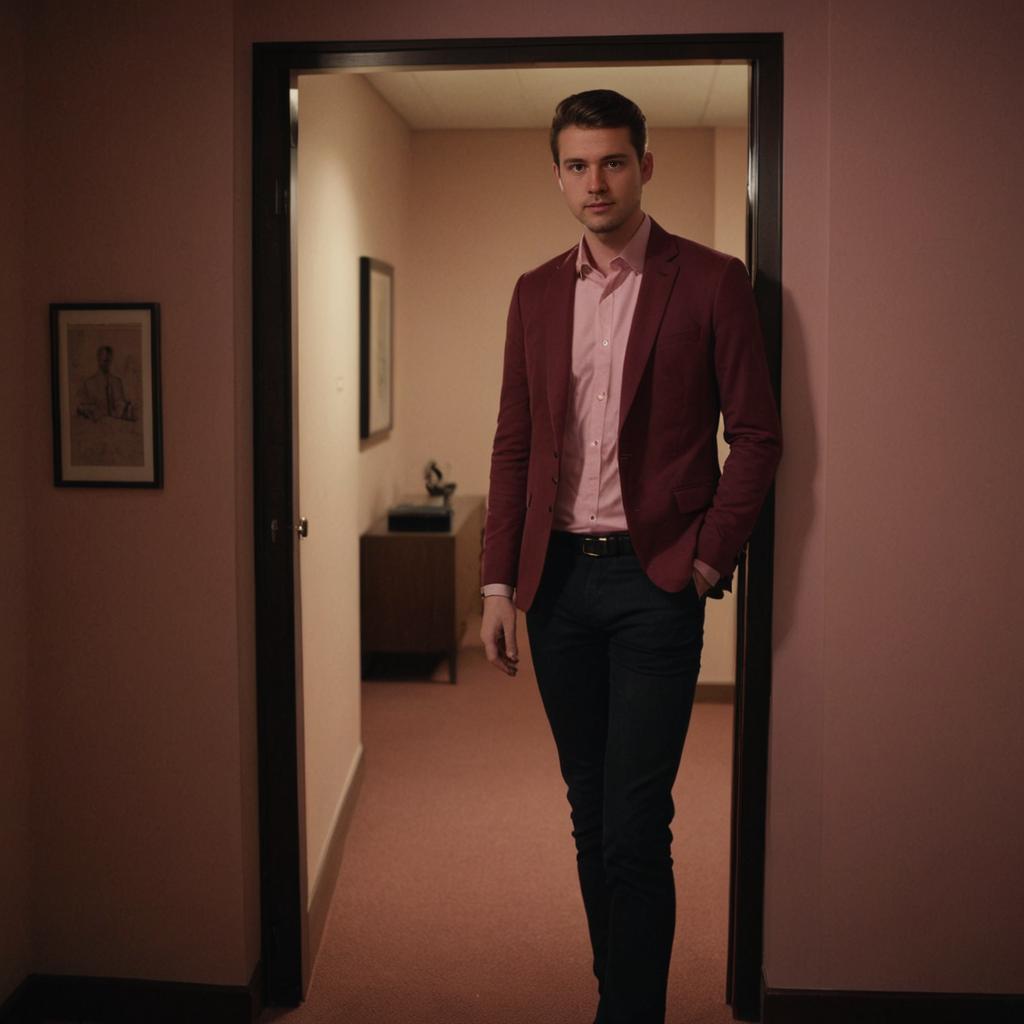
[291,62,751,1021]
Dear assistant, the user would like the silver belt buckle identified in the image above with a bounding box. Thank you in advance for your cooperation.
[583,535,607,557]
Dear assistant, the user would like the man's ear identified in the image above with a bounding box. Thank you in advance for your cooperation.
[640,151,654,185]
[553,162,564,191]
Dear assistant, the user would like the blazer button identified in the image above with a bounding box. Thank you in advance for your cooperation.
[547,505,552,512]
[552,475,559,484]
[553,451,559,459]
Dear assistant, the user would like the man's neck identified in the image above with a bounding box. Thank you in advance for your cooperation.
[583,210,646,275]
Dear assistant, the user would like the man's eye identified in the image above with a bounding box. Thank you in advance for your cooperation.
[606,160,623,169]
[568,163,585,172]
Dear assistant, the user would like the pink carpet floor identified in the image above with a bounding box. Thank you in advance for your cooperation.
[262,619,736,1024]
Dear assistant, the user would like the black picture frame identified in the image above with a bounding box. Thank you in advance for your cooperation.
[358,257,394,441]
[50,302,163,488]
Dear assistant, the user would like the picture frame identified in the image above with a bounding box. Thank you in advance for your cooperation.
[50,302,163,488]
[359,257,394,441]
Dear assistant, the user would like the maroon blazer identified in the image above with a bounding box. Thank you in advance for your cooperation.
[482,217,782,612]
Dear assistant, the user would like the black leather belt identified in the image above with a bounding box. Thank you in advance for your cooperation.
[551,531,634,557]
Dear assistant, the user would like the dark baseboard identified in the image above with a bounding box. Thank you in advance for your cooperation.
[0,977,34,1024]
[695,682,735,703]
[1,961,263,1024]
[763,977,1024,1024]
[307,745,366,985]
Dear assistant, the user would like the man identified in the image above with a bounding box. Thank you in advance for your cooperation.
[76,345,136,421]
[480,90,781,1024]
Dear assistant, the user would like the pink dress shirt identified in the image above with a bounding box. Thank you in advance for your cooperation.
[483,215,718,597]
[553,214,650,534]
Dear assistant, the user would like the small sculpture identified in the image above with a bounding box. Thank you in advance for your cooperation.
[424,460,457,505]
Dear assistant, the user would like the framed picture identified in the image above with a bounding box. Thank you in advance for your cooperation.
[50,302,163,488]
[359,257,394,441]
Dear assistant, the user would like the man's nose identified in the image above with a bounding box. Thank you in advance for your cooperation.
[587,168,607,193]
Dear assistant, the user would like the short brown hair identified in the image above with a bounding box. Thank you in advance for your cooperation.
[550,90,648,164]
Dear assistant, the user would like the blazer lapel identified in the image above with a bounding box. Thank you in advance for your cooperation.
[544,248,578,447]
[619,220,680,430]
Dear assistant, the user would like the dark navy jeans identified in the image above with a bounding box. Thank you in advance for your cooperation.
[526,533,706,1024]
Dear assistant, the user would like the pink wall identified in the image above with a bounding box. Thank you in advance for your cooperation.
[21,0,258,986]
[817,0,1024,990]
[0,0,32,1001]
[8,0,1022,1003]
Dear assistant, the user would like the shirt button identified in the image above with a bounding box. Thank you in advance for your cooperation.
[591,440,599,447]
[597,392,606,401]
[602,339,609,347]
[589,515,596,521]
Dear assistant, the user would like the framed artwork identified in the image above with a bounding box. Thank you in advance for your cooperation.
[359,257,394,441]
[50,302,163,488]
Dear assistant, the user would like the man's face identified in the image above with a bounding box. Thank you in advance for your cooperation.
[553,125,653,243]
[97,348,113,373]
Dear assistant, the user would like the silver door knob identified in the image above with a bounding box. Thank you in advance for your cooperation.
[296,517,309,538]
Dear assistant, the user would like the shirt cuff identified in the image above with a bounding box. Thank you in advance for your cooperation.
[481,583,515,599]
[693,559,720,587]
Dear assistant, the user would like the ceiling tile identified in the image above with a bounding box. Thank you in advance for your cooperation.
[363,63,749,130]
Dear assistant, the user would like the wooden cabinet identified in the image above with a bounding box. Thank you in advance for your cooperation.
[360,495,484,683]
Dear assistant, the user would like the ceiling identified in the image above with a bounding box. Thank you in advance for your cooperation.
[360,64,750,131]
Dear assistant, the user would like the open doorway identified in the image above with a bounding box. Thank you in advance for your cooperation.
[253,34,781,1023]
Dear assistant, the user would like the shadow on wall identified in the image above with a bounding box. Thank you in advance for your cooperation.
[771,285,816,650]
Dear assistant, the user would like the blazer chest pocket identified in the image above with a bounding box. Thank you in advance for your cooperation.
[672,480,716,514]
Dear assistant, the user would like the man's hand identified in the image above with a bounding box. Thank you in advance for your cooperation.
[693,567,712,599]
[481,595,519,676]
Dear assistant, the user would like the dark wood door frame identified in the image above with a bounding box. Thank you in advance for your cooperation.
[252,33,782,1021]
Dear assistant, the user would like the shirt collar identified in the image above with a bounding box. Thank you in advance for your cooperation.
[576,213,651,278]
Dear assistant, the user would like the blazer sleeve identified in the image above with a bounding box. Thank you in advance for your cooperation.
[696,257,782,577]
[481,276,531,588]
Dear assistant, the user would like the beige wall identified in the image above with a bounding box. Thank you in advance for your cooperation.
[396,128,572,500]
[295,115,738,888]
[397,125,742,684]
[714,127,748,261]
[6,0,1022,1005]
[396,126,717,498]
[295,114,741,890]
[295,72,411,899]
[697,125,752,686]
[0,0,32,1001]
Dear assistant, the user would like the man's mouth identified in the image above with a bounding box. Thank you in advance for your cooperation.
[586,202,612,210]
